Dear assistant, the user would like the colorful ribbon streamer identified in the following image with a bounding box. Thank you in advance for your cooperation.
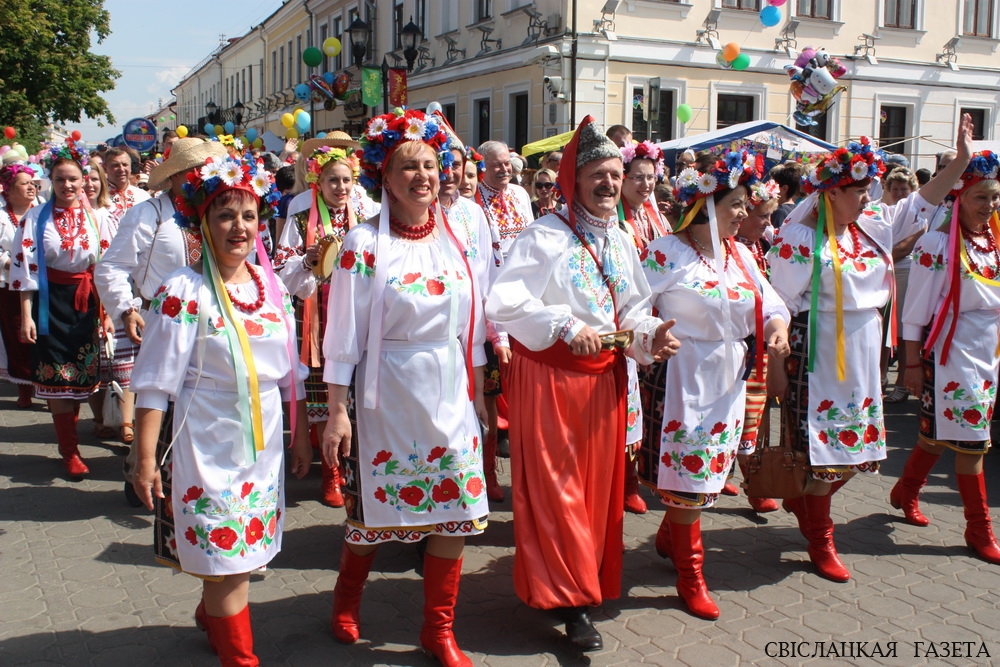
[671,198,704,234]
[808,193,846,381]
[924,202,963,365]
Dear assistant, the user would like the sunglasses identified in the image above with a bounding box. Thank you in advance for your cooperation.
[599,330,634,350]
[536,182,555,189]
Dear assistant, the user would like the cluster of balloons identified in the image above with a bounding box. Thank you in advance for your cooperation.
[303,38,341,68]
[716,42,751,71]
[281,108,312,138]
[157,114,177,123]
[785,47,848,126]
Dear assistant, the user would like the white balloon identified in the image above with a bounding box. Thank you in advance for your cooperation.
[427,101,443,115]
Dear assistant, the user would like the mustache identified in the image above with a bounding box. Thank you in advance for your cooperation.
[594,188,618,197]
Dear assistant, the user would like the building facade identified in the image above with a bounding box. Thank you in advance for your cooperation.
[168,0,1000,170]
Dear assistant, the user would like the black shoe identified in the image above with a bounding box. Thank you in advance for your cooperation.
[561,607,603,652]
[124,482,143,508]
[497,432,510,458]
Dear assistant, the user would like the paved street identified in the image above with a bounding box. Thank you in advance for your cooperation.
[2,380,999,667]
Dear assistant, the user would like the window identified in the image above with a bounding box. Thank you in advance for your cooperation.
[271,51,277,94]
[632,88,676,143]
[476,0,493,22]
[961,108,988,140]
[717,94,755,129]
[320,24,329,71]
[510,92,529,153]
[442,0,458,32]
[722,0,760,9]
[347,8,359,66]
[879,105,908,154]
[394,1,405,49]
[800,112,830,142]
[279,45,285,91]
[443,103,456,128]
[475,98,491,147]
[964,0,994,37]
[287,40,293,88]
[415,0,427,38]
[297,35,303,79]
[333,17,343,71]
[797,0,832,19]
[884,0,915,28]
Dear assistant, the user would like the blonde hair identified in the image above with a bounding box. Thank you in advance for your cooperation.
[884,168,918,191]
[533,168,557,199]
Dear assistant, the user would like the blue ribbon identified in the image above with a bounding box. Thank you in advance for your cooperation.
[34,200,54,335]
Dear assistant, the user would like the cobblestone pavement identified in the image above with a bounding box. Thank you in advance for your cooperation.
[2,381,999,666]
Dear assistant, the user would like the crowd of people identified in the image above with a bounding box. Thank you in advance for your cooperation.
[1,108,998,667]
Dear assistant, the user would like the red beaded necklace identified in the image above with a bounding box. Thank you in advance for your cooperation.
[687,229,730,271]
[390,208,437,240]
[225,262,266,313]
[961,224,1000,279]
[837,223,863,260]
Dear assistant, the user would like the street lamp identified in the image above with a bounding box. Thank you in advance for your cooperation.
[234,100,245,127]
[401,18,422,72]
[205,100,218,124]
[348,18,370,69]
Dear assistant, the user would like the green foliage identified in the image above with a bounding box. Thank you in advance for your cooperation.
[0,0,120,145]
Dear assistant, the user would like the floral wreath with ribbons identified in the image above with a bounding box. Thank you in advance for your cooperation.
[748,179,781,208]
[216,134,244,156]
[620,140,665,179]
[305,146,360,185]
[357,108,455,194]
[41,139,90,176]
[802,136,885,194]
[673,150,765,232]
[947,150,999,199]
[174,153,280,239]
[465,146,485,180]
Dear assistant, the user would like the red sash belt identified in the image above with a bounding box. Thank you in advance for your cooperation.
[511,338,619,374]
[47,266,94,313]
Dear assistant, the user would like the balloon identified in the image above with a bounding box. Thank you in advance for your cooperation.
[322,37,342,57]
[295,83,311,101]
[732,53,751,71]
[170,114,176,120]
[296,111,311,132]
[4,126,16,139]
[245,128,257,142]
[224,121,235,135]
[286,128,299,139]
[252,138,263,149]
[204,123,215,135]
[215,125,225,137]
[281,113,295,128]
[316,131,327,139]
[176,125,189,138]
[159,117,165,122]
[294,107,305,117]
[760,5,782,27]
[15,144,28,158]
[0,146,7,155]
[427,101,443,115]
[334,72,351,98]
[676,104,693,124]
[769,0,787,6]
[70,130,82,141]
[716,52,734,70]
[302,46,323,68]
[722,42,741,61]
[323,71,335,84]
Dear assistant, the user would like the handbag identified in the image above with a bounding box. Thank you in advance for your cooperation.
[743,398,810,499]
[102,381,124,430]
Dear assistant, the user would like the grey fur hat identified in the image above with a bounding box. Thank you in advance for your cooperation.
[575,119,622,168]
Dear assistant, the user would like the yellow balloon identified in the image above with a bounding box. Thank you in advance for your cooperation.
[252,138,263,148]
[323,37,342,57]
[214,125,225,136]
[286,128,299,139]
[281,113,295,128]
[294,108,305,117]
[176,125,189,138]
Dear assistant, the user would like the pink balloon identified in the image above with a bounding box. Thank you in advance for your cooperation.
[769,0,788,5]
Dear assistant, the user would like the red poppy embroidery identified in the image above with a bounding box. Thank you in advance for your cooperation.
[943,381,960,393]
[431,479,461,503]
[964,409,982,425]
[182,486,204,503]
[399,486,424,506]
[244,320,264,336]
[162,296,182,318]
[838,430,859,446]
[817,399,834,412]
[372,450,392,466]
[427,446,447,462]
[465,476,484,497]
[426,279,445,296]
[375,487,388,503]
[340,250,356,269]
[186,300,198,315]
[209,526,239,550]
[710,422,726,435]
[682,455,704,473]
[244,517,265,545]
[185,526,198,545]
[863,424,880,444]
[241,482,254,498]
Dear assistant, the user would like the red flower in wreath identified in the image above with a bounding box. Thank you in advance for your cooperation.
[797,245,811,258]
[818,431,829,444]
[374,487,388,503]
[185,526,198,545]
[664,420,682,433]
[241,482,254,498]
[862,397,873,408]
[209,526,239,550]
[431,479,460,503]
[709,452,727,474]
[340,250,356,270]
[261,312,281,322]
[402,272,421,285]
[244,320,264,336]
[944,408,954,420]
[984,380,993,390]
[682,455,704,473]
[186,300,198,315]
[162,296,182,318]
[244,517,265,545]
[426,279,446,296]
[653,250,666,266]
[362,250,375,268]
[399,486,425,506]
[778,244,793,259]
[267,514,277,536]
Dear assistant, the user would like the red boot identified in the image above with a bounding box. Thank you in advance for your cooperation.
[956,472,1000,565]
[53,412,89,478]
[484,431,504,503]
[321,460,345,507]
[16,384,33,408]
[331,546,376,643]
[782,495,808,535]
[624,456,647,514]
[202,605,258,667]
[801,493,850,582]
[669,519,719,620]
[654,519,672,561]
[420,554,472,667]
[889,445,939,527]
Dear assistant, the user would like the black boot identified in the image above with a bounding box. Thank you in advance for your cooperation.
[558,606,603,652]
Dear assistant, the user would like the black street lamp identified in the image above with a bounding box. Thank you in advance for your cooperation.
[234,100,245,127]
[381,57,390,114]
[347,18,370,69]
[401,18,422,72]
[205,100,218,124]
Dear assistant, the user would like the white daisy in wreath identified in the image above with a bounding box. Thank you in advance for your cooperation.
[403,118,427,141]
[219,161,244,187]
[366,117,389,139]
[200,160,221,181]
[850,160,869,180]
[250,172,270,197]
[697,173,718,194]
[677,168,700,189]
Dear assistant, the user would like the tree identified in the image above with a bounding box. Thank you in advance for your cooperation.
[0,0,120,146]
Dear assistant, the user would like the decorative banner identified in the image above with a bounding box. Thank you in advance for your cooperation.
[388,68,408,108]
[361,67,382,108]
[122,117,157,152]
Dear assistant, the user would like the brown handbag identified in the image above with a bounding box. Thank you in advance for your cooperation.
[743,399,810,499]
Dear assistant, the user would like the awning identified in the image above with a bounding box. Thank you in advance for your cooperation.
[521,130,576,157]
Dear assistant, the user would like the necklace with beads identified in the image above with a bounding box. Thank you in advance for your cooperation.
[225,262,266,313]
[390,208,437,240]
[687,229,729,271]
[836,224,863,260]
[961,224,1000,279]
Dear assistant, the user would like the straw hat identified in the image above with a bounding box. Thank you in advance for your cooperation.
[300,130,359,159]
[148,138,228,191]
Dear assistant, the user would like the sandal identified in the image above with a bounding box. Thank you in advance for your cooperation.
[93,420,118,439]
[121,422,135,445]
[885,386,909,403]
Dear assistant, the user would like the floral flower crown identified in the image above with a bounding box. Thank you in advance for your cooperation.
[949,150,1000,198]
[621,140,665,178]
[358,108,454,193]
[465,147,485,179]
[0,163,36,192]
[41,139,89,176]
[673,150,765,208]
[305,146,360,184]
[803,136,885,194]
[173,153,280,233]
[748,179,781,207]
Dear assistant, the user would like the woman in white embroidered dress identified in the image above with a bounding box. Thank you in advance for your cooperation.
[893,148,1000,565]
[12,141,101,479]
[322,109,487,667]
[640,151,789,620]
[130,154,311,667]
[768,117,974,583]
[273,134,379,508]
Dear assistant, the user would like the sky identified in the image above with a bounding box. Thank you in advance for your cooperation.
[75,0,284,144]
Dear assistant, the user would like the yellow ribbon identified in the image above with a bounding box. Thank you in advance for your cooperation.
[822,193,847,381]
[958,212,1000,356]
[672,198,705,234]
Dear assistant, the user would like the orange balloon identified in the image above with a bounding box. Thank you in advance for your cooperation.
[722,42,741,62]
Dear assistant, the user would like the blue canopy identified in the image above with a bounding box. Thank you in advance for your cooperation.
[656,120,836,171]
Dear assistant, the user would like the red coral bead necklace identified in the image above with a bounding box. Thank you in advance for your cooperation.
[225,261,266,313]
[390,207,437,240]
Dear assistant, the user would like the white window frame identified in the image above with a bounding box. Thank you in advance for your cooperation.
[957,0,1000,41]
[710,82,767,130]
[955,100,996,141]
[504,82,531,151]
[876,0,924,30]
[470,90,493,149]
[873,92,920,160]
[624,75,687,143]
